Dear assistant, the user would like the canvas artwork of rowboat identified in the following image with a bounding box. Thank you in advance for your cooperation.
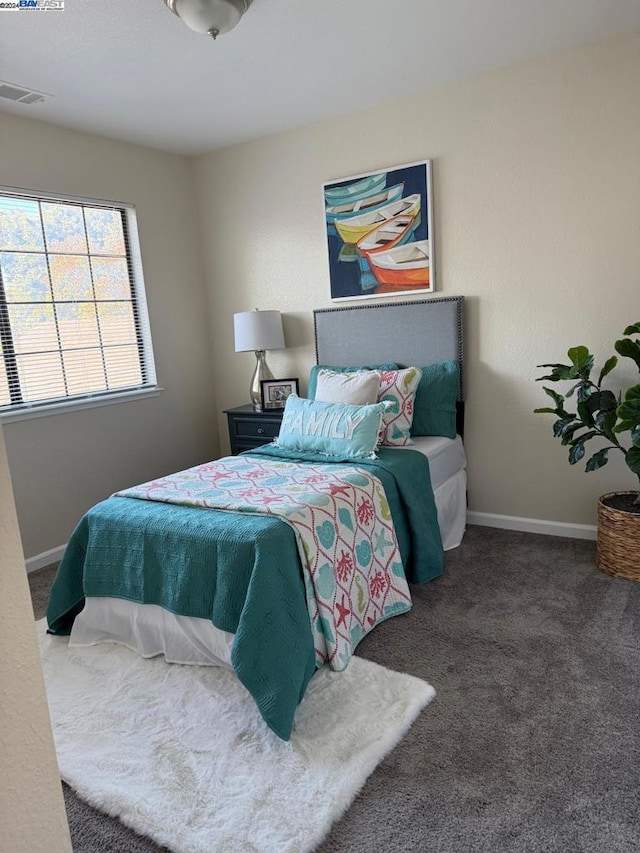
[325,182,404,224]
[355,213,418,273]
[334,193,421,244]
[322,160,434,300]
[324,172,387,205]
[369,239,430,288]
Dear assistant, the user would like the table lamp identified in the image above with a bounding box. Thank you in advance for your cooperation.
[233,309,286,410]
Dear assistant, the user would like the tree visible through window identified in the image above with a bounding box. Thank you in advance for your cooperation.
[0,190,156,413]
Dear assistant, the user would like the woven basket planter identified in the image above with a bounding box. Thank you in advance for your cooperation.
[596,492,640,582]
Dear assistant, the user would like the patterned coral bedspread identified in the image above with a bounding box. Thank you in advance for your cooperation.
[117,455,412,671]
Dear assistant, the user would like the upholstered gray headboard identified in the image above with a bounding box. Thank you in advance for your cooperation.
[313,296,465,400]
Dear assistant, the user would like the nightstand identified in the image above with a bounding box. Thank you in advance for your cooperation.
[224,404,284,455]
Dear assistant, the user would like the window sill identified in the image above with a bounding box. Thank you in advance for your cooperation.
[0,386,163,424]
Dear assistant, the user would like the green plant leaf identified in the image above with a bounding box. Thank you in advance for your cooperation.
[571,430,597,445]
[597,355,618,386]
[533,407,557,414]
[560,423,583,445]
[598,389,618,412]
[594,411,609,428]
[542,387,574,418]
[624,384,640,402]
[616,397,640,424]
[537,363,572,369]
[626,447,640,476]
[615,337,640,370]
[553,417,575,438]
[564,381,582,398]
[579,356,594,379]
[585,448,609,472]
[614,419,638,434]
[595,410,619,443]
[543,387,565,407]
[588,391,602,411]
[622,323,640,336]
[577,400,595,427]
[568,346,590,369]
[536,364,576,382]
[568,442,586,465]
[632,425,640,447]
[576,391,609,425]
[564,346,594,381]
[576,383,593,404]
[539,388,575,420]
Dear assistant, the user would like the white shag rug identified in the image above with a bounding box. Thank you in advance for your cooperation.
[37,620,434,853]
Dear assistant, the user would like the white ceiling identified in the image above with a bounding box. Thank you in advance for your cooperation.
[1,0,639,156]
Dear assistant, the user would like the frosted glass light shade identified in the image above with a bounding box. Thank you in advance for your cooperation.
[166,0,253,38]
[234,310,285,353]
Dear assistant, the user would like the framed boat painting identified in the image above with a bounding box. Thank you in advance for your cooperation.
[322,159,435,302]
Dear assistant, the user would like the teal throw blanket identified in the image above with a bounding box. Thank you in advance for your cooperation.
[47,446,442,739]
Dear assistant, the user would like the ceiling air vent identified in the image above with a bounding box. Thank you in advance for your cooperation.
[0,81,51,106]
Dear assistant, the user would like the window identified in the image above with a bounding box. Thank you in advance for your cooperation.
[0,188,156,418]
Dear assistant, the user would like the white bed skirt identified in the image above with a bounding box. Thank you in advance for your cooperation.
[70,467,467,667]
[436,468,467,551]
[71,597,236,668]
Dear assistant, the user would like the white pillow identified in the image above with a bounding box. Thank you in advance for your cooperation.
[314,369,381,405]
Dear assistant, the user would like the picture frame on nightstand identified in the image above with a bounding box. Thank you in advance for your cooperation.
[260,378,299,411]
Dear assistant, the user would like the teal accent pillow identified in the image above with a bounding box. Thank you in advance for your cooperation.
[308,363,397,400]
[274,395,388,460]
[411,360,460,438]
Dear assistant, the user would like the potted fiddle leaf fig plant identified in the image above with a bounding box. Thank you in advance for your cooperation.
[534,322,640,581]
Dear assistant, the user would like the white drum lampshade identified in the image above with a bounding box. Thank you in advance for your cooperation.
[234,310,285,410]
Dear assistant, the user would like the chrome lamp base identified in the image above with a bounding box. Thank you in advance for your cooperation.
[250,350,274,411]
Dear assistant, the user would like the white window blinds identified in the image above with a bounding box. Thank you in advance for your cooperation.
[0,189,156,414]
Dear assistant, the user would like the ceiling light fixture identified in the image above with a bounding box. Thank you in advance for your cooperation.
[163,0,253,40]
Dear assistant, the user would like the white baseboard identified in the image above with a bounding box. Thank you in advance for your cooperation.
[467,511,597,541]
[23,513,596,573]
[26,544,67,573]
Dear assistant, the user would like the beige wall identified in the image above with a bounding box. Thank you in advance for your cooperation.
[0,113,218,559]
[0,422,72,852]
[194,32,640,527]
[0,35,636,848]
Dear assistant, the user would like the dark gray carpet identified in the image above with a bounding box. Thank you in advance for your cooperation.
[30,525,640,853]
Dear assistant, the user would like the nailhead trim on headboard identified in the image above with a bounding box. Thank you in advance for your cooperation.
[313,296,465,401]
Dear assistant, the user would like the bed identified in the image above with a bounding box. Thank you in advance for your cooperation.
[47,296,466,740]
[312,296,466,551]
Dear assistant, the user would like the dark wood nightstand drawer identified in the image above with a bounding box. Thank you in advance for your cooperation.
[224,405,284,455]
[233,418,281,441]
